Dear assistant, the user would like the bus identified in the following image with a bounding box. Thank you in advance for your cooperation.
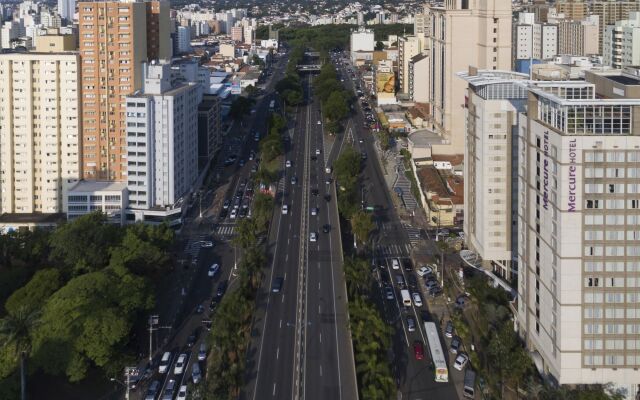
[269,100,275,110]
[424,322,449,382]
[400,289,411,307]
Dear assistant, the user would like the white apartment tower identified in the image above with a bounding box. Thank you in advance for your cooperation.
[516,76,640,398]
[603,12,640,69]
[57,0,75,21]
[514,12,558,61]
[125,62,200,212]
[459,68,530,279]
[425,0,512,155]
[0,52,82,213]
[349,26,374,62]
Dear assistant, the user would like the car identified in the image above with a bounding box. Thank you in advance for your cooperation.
[200,241,213,248]
[219,209,228,219]
[285,160,292,167]
[311,155,317,161]
[272,277,284,293]
[158,352,172,374]
[223,200,230,209]
[456,295,467,308]
[195,304,204,314]
[407,316,416,332]
[251,164,258,173]
[216,281,228,298]
[445,320,454,338]
[192,361,202,384]
[359,138,364,143]
[242,200,249,209]
[407,274,418,289]
[430,286,444,297]
[412,292,423,307]
[322,224,331,233]
[310,232,317,242]
[454,353,469,371]
[403,259,413,272]
[325,177,332,185]
[162,379,176,400]
[426,280,439,289]
[413,340,424,360]
[317,120,321,125]
[198,342,207,361]
[311,189,319,196]
[174,353,187,374]
[417,266,433,277]
[208,263,220,277]
[145,380,160,400]
[177,385,187,400]
[391,258,400,270]
[187,328,199,347]
[282,204,288,215]
[311,207,318,216]
[291,176,297,185]
[249,152,255,161]
[230,209,237,219]
[384,286,394,300]
[239,159,245,166]
[324,194,331,202]
[315,148,321,155]
[450,336,462,354]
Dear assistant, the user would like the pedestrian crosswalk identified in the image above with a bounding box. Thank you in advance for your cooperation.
[184,239,201,257]
[404,224,421,246]
[214,224,236,238]
[373,243,412,258]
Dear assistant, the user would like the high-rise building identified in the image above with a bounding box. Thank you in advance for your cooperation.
[198,97,221,170]
[425,0,512,155]
[513,13,558,61]
[557,15,599,56]
[1,21,25,49]
[349,26,374,62]
[459,68,529,279]
[125,62,200,217]
[414,12,428,39]
[57,0,75,21]
[0,51,82,214]
[556,0,587,21]
[398,35,423,95]
[592,0,640,53]
[515,73,640,399]
[243,24,254,45]
[78,0,170,181]
[177,25,191,53]
[603,11,640,69]
[231,25,243,42]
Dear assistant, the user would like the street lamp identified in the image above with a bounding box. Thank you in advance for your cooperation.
[111,366,137,400]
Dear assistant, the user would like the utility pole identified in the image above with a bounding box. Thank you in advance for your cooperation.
[148,315,171,364]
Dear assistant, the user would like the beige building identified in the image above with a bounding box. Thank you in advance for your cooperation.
[556,0,587,21]
[592,0,640,53]
[398,35,423,95]
[557,15,599,56]
[0,52,82,214]
[425,0,512,155]
[78,0,170,181]
[35,30,77,52]
[219,42,235,59]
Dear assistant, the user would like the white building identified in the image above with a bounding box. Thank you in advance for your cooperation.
[459,68,529,279]
[350,26,374,62]
[398,35,423,95]
[125,62,201,223]
[176,25,191,54]
[514,12,558,61]
[1,21,25,49]
[0,51,81,214]
[66,181,127,224]
[57,0,75,21]
[516,78,640,399]
[603,11,640,69]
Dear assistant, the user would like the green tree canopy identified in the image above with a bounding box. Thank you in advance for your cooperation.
[334,147,361,190]
[251,193,274,233]
[350,211,375,246]
[229,96,255,121]
[324,91,349,122]
[4,269,62,316]
[375,41,385,51]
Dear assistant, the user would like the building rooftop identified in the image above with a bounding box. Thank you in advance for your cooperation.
[408,129,446,147]
[0,213,65,224]
[69,181,127,193]
[417,166,464,206]
[606,74,640,86]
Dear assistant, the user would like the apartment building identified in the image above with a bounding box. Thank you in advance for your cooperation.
[513,13,558,61]
[556,0,587,21]
[398,35,423,95]
[516,76,640,398]
[0,51,82,214]
[231,25,243,42]
[124,62,200,223]
[459,68,529,279]
[592,0,640,53]
[557,15,599,57]
[425,0,512,155]
[603,12,640,69]
[57,0,75,21]
[198,97,221,170]
[78,0,170,181]
[349,26,374,63]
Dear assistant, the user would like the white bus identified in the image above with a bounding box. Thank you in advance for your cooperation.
[424,322,449,382]
[400,289,412,307]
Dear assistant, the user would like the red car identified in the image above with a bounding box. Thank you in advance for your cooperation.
[413,341,424,360]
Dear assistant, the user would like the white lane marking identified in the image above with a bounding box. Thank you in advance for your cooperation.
[319,333,322,343]
[320,364,323,377]
[318,304,321,314]
[276,347,280,360]
[280,319,282,329]
[318,282,320,290]
[282,294,285,303]
[285,253,289,262]
[272,383,276,396]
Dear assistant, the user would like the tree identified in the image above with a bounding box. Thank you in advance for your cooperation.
[324,91,348,122]
[0,307,41,400]
[244,84,258,97]
[4,269,62,316]
[232,219,258,251]
[251,193,274,232]
[350,211,375,247]
[109,223,173,277]
[229,96,255,121]
[378,130,391,151]
[251,54,264,66]
[283,89,303,106]
[259,134,283,162]
[334,147,361,191]
[375,41,384,51]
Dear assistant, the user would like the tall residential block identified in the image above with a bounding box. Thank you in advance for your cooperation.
[516,75,640,398]
[556,0,586,21]
[603,12,640,69]
[57,0,75,21]
[0,52,82,214]
[398,35,423,95]
[459,68,529,279]
[78,0,170,181]
[592,0,640,53]
[513,13,558,61]
[557,15,599,56]
[425,0,512,155]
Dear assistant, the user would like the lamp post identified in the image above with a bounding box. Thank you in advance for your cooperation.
[148,315,171,364]
[111,366,137,400]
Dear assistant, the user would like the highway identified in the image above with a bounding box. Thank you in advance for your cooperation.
[243,70,358,399]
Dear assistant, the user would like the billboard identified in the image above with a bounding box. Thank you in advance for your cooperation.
[376,72,395,94]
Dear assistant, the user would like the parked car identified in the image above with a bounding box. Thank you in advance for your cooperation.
[450,336,462,354]
[413,340,424,360]
[145,381,160,400]
[445,320,454,338]
[417,266,433,277]
[454,353,469,371]
[192,361,202,384]
[198,342,207,361]
[412,292,423,307]
[430,286,443,297]
[216,281,228,299]
[208,263,220,277]
[174,353,187,374]
[187,328,199,347]
[158,352,171,374]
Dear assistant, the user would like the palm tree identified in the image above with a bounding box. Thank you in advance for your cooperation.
[0,306,41,400]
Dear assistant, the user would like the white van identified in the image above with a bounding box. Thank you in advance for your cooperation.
[400,289,412,307]
[158,352,171,374]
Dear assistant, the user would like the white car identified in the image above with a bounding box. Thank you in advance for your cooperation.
[453,353,469,371]
[158,352,171,374]
[391,258,400,270]
[315,148,321,155]
[230,209,237,219]
[176,385,188,400]
[317,120,321,125]
[412,292,423,307]
[208,263,220,277]
[311,207,318,216]
[285,160,292,168]
[282,205,288,215]
[198,342,207,361]
[174,353,187,375]
[417,266,433,277]
[310,232,317,242]
[200,241,214,248]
